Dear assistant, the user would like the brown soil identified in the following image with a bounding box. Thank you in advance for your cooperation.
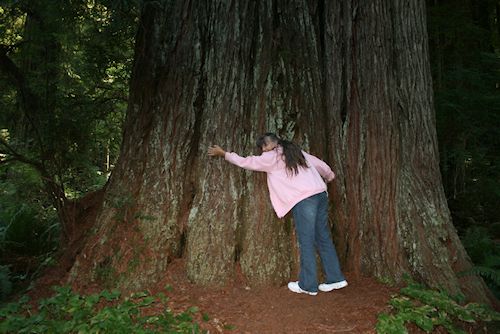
[22,191,399,333]
[156,260,396,334]
[28,256,500,334]
[29,257,397,334]
[23,192,495,333]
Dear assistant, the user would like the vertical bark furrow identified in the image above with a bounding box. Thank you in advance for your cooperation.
[319,0,490,303]
[68,0,491,303]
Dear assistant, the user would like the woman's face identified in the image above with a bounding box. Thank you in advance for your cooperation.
[261,139,277,152]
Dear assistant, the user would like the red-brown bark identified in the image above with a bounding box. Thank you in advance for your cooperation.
[69,0,492,304]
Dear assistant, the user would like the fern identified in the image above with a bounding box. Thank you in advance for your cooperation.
[460,266,500,286]
[459,227,500,297]
[377,279,500,334]
[483,254,500,268]
[0,286,203,333]
[462,227,497,264]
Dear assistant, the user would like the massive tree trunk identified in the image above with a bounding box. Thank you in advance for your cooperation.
[323,1,490,302]
[70,0,491,303]
[69,0,319,290]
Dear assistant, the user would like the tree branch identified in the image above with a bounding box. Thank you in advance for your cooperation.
[0,137,44,172]
[0,45,33,101]
[0,44,48,158]
[0,157,17,165]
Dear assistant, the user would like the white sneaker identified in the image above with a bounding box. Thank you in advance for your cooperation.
[287,281,318,296]
[318,280,348,292]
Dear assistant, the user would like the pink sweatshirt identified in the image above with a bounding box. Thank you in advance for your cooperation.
[225,147,335,218]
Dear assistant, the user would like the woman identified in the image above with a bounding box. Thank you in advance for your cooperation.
[208,133,347,296]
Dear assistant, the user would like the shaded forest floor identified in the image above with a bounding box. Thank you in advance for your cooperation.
[19,190,400,333]
[25,257,500,333]
[12,190,493,332]
[30,257,400,333]
[155,260,397,333]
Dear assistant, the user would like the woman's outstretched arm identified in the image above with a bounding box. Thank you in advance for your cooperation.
[208,145,275,172]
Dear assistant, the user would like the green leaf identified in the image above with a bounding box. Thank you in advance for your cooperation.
[100,289,121,301]
[414,314,434,332]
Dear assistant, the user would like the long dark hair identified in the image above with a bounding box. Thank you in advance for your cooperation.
[256,133,308,175]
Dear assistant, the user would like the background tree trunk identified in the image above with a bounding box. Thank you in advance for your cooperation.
[70,0,491,303]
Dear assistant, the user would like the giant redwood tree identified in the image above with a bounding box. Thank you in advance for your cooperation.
[69,0,491,303]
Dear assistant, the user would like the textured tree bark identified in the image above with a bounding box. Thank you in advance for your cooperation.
[69,0,321,290]
[69,0,491,303]
[322,1,490,302]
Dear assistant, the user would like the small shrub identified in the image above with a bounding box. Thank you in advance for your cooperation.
[1,205,59,263]
[0,286,204,333]
[461,226,500,298]
[376,279,500,333]
[462,227,498,265]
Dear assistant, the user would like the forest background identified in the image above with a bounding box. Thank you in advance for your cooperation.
[0,0,499,313]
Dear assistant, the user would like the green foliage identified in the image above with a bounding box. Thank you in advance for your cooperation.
[428,0,500,240]
[2,205,52,256]
[464,266,500,286]
[427,0,500,305]
[223,324,236,330]
[0,265,12,302]
[376,281,500,334]
[462,227,498,264]
[0,164,59,299]
[376,280,500,334]
[0,0,137,196]
[0,0,137,298]
[0,165,59,256]
[460,227,500,297]
[0,286,204,334]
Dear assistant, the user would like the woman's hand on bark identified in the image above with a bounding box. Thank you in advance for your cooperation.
[208,145,226,157]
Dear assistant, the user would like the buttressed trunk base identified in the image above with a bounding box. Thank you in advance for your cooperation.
[69,0,491,304]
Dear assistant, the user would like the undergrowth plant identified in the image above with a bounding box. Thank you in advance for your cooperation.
[460,226,500,298]
[0,165,60,300]
[376,278,500,334]
[0,286,203,333]
[0,265,12,302]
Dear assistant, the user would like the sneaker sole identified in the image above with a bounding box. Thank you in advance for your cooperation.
[288,282,318,296]
[289,289,318,296]
[319,281,348,292]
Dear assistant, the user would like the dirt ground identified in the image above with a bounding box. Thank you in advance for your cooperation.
[20,190,397,333]
[154,260,397,334]
[32,258,397,334]
[29,257,500,334]
[15,192,498,333]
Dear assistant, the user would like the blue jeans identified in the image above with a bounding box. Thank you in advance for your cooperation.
[291,191,345,292]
